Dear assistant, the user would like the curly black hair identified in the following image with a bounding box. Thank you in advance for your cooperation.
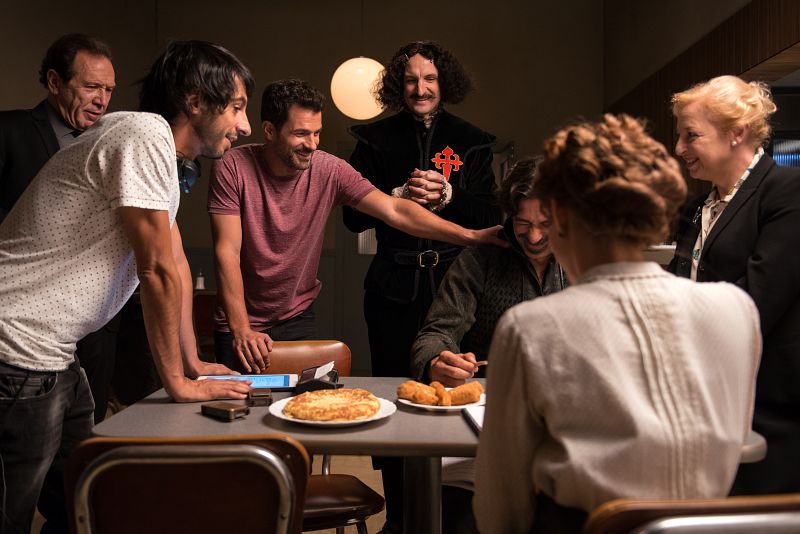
[260,79,325,130]
[376,41,474,112]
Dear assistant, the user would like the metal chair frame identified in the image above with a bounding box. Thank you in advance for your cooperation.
[584,494,800,534]
[73,443,296,534]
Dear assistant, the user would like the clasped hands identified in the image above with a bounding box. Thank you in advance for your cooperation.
[406,168,447,207]
[232,327,274,373]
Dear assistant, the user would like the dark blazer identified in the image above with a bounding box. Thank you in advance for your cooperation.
[0,100,59,218]
[669,153,800,493]
[669,153,800,407]
[343,110,500,303]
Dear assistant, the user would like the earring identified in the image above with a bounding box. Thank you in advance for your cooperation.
[731,140,738,147]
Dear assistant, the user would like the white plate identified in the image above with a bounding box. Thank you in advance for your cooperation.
[269,396,396,427]
[397,393,486,412]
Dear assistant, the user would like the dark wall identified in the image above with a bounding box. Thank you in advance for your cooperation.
[1,0,606,373]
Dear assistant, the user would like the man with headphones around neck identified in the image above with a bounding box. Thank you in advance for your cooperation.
[0,40,253,534]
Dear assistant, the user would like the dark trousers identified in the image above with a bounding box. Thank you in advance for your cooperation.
[730,402,800,495]
[112,298,162,405]
[76,313,120,423]
[214,305,317,373]
[0,359,94,534]
[531,493,588,533]
[442,486,479,534]
[364,290,434,527]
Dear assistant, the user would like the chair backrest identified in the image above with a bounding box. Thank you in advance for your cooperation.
[65,434,310,534]
[583,494,800,534]
[266,340,352,377]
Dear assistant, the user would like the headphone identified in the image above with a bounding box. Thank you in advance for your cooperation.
[176,156,201,193]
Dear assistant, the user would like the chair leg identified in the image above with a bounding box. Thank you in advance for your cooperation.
[322,454,332,475]
[356,521,368,534]
[335,527,345,534]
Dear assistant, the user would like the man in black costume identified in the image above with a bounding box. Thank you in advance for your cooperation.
[343,40,500,534]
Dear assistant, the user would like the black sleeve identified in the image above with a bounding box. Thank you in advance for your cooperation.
[439,142,501,229]
[745,171,800,337]
[343,140,381,233]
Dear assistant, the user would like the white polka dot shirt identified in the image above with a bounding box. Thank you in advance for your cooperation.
[0,112,179,371]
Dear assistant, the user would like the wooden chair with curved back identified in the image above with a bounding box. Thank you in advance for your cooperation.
[583,493,800,534]
[268,340,384,534]
[65,434,310,534]
[265,340,352,377]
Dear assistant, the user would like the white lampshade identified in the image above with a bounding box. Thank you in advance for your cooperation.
[330,57,384,120]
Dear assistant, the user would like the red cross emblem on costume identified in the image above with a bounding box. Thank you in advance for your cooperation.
[431,146,463,180]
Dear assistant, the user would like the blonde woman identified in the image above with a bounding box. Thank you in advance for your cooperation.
[474,115,761,533]
[669,75,800,495]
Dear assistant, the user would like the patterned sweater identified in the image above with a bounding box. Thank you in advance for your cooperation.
[410,220,566,380]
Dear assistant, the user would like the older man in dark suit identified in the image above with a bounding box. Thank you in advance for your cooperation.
[0,33,114,222]
[0,33,116,424]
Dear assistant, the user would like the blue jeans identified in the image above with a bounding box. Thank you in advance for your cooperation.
[0,359,94,534]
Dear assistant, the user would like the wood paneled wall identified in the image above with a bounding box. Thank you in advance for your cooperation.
[607,0,800,197]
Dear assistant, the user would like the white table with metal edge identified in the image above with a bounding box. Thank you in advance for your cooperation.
[92,376,481,534]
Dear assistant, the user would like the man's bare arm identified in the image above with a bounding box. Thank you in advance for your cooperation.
[210,213,272,372]
[119,207,250,401]
[354,190,505,247]
[170,222,237,378]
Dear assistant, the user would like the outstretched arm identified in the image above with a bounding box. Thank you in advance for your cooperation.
[119,207,250,402]
[353,189,506,248]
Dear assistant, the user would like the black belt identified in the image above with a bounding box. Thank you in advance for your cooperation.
[377,246,462,268]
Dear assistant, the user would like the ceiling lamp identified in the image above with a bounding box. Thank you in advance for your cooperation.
[331,56,384,120]
[329,0,383,121]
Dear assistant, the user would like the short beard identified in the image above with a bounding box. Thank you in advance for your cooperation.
[281,149,311,171]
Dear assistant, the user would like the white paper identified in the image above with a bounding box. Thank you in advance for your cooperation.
[314,361,335,379]
[463,405,484,432]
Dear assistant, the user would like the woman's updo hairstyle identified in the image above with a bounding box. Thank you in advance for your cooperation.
[671,75,777,147]
[534,114,686,246]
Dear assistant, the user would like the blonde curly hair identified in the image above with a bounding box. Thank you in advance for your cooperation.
[671,75,777,147]
[534,114,686,245]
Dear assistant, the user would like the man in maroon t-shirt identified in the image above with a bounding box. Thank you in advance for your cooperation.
[208,79,504,373]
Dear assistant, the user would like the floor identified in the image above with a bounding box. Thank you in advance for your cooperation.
[31,405,387,534]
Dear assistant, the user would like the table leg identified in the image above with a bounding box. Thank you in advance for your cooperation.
[403,456,441,534]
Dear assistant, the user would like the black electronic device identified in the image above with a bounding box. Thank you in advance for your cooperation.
[200,401,249,421]
[247,388,274,407]
[293,365,343,395]
[176,155,201,193]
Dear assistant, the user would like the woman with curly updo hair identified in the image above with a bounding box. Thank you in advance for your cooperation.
[474,114,761,534]
[669,75,800,495]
